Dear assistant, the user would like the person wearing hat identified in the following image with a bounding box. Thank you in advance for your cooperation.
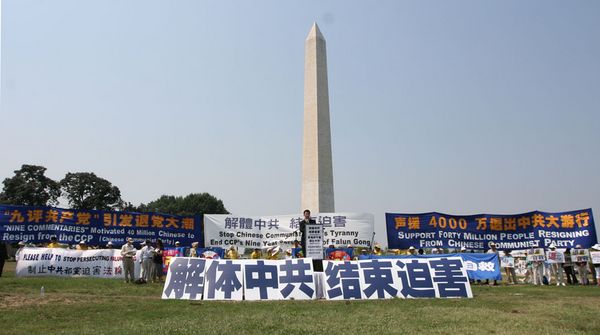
[407,246,417,256]
[121,238,137,283]
[373,244,383,256]
[591,244,600,286]
[140,239,155,283]
[105,241,114,249]
[76,240,88,250]
[547,243,565,286]
[357,248,370,260]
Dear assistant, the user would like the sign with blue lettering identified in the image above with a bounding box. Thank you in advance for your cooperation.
[0,204,202,247]
[161,258,471,300]
[243,258,316,300]
[278,259,316,300]
[244,260,281,300]
[369,253,502,281]
[324,261,364,300]
[386,209,596,250]
[204,259,244,301]
[162,258,207,300]
[162,258,317,301]
[323,257,473,299]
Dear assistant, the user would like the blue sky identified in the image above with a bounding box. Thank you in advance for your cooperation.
[2,0,599,245]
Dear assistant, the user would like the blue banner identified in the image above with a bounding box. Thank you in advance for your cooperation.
[368,253,502,281]
[386,209,597,251]
[0,204,203,247]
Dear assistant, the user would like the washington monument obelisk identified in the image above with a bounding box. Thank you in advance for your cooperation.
[301,23,335,213]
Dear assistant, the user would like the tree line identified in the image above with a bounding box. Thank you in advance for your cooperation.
[0,164,228,216]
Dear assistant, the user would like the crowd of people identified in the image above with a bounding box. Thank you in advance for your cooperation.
[120,237,165,284]
[3,236,600,287]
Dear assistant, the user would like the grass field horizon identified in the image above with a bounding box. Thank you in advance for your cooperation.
[1,261,599,335]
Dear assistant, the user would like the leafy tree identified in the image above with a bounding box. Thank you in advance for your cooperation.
[60,172,123,210]
[138,193,228,216]
[0,164,61,206]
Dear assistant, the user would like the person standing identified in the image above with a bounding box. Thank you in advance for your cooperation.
[299,209,316,258]
[503,250,518,285]
[533,260,545,285]
[591,244,600,286]
[574,245,589,285]
[563,248,578,285]
[120,238,136,283]
[524,259,533,284]
[0,242,8,277]
[152,240,164,283]
[548,244,565,286]
[486,242,500,286]
[139,239,154,283]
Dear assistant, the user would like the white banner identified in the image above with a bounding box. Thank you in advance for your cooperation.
[323,257,473,299]
[546,251,565,263]
[15,247,141,279]
[591,252,600,264]
[306,224,323,259]
[204,213,374,249]
[500,256,515,268]
[571,249,590,263]
[161,258,316,301]
[526,248,546,261]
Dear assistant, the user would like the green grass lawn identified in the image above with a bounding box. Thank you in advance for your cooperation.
[1,261,599,335]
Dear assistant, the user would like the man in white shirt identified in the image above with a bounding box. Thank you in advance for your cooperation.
[139,239,155,283]
[120,238,137,283]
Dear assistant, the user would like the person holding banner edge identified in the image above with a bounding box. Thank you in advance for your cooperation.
[299,209,315,258]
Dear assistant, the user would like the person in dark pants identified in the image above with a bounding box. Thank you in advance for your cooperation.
[0,242,8,277]
[563,248,578,285]
[299,209,316,257]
